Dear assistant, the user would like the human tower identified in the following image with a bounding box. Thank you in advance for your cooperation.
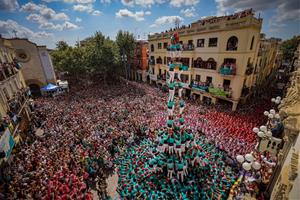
[117,32,237,199]
[150,32,202,182]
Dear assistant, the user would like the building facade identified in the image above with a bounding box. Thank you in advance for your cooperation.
[270,52,300,200]
[130,40,149,82]
[0,38,31,162]
[148,9,265,111]
[8,38,56,96]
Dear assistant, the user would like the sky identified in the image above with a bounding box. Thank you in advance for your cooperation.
[0,0,299,49]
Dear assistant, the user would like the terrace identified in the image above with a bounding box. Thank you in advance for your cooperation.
[149,9,262,41]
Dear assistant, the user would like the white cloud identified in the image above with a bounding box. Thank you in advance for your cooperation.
[75,17,82,22]
[100,0,111,3]
[150,16,184,27]
[73,4,93,12]
[42,0,96,3]
[170,0,199,7]
[26,14,47,24]
[116,9,146,21]
[0,19,53,40]
[121,0,165,7]
[39,21,79,30]
[145,11,151,15]
[92,10,102,16]
[214,0,300,30]
[180,7,196,17]
[0,0,19,11]
[20,2,69,21]
[73,4,102,16]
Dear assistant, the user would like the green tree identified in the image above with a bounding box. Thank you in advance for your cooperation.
[116,30,136,79]
[280,35,300,62]
[56,40,69,51]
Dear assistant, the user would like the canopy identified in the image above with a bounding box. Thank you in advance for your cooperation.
[41,83,59,92]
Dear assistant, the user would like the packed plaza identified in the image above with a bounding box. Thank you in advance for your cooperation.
[0,6,300,200]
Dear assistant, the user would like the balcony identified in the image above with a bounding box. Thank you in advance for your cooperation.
[192,82,209,92]
[0,62,20,82]
[208,87,232,98]
[8,88,30,115]
[149,60,155,65]
[182,43,195,51]
[219,64,236,76]
[193,58,217,70]
[149,74,157,81]
[157,74,167,81]
[245,63,254,75]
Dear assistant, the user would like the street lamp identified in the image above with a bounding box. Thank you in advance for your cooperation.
[121,50,128,80]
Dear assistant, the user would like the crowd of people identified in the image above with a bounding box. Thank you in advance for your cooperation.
[0,78,276,199]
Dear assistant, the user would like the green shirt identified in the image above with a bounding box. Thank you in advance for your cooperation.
[167,101,174,109]
[168,82,175,90]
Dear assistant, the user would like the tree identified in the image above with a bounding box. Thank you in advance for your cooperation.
[51,31,124,83]
[56,41,69,51]
[280,35,300,62]
[116,30,136,79]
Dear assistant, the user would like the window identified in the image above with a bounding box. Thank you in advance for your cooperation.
[156,56,162,64]
[3,88,10,100]
[206,58,217,70]
[167,57,171,64]
[163,56,166,64]
[181,74,189,83]
[197,39,205,47]
[223,79,231,88]
[193,57,203,68]
[195,75,201,81]
[150,44,154,52]
[250,36,255,50]
[159,69,162,75]
[206,76,212,84]
[163,42,168,49]
[226,36,238,51]
[158,43,162,49]
[180,58,190,67]
[150,56,155,65]
[208,38,218,47]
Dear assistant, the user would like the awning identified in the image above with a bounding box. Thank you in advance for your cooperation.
[41,83,59,92]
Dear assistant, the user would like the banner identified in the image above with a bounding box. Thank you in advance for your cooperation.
[0,128,15,159]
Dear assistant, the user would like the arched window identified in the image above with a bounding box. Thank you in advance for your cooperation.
[156,56,162,64]
[226,36,238,51]
[206,58,217,70]
[150,44,154,52]
[250,36,255,50]
[194,57,203,68]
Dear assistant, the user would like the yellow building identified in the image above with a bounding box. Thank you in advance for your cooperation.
[148,9,265,111]
[8,38,57,96]
[0,37,32,161]
[255,35,281,87]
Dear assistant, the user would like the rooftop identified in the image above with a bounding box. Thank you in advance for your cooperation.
[149,9,262,41]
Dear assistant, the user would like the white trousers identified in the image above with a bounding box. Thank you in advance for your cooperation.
[181,144,185,153]
[169,71,175,83]
[169,89,175,101]
[168,169,174,179]
[183,165,188,176]
[168,145,174,154]
[179,106,185,115]
[177,171,184,182]
[177,71,182,81]
[156,166,163,173]
[178,88,183,98]
[168,108,174,116]
[175,147,182,158]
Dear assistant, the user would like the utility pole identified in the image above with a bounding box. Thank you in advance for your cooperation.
[174,17,180,29]
[12,30,17,38]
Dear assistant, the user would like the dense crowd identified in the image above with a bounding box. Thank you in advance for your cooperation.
[1,80,274,199]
